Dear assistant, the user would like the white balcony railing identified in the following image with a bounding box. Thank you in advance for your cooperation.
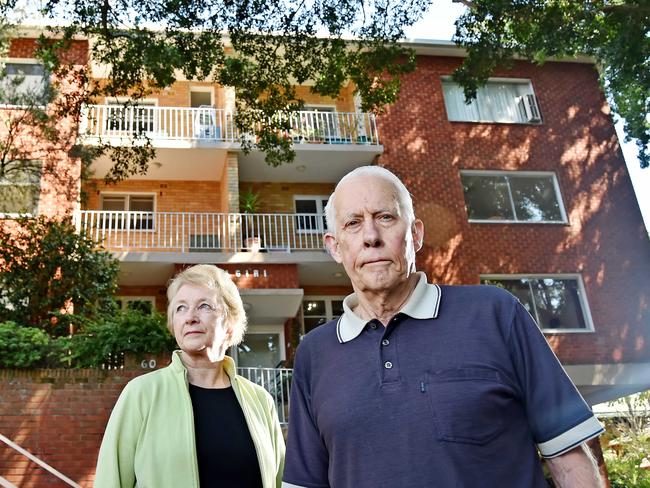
[77,211,328,252]
[237,367,292,426]
[79,105,380,145]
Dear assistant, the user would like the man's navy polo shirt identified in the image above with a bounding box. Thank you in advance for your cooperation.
[282,273,603,488]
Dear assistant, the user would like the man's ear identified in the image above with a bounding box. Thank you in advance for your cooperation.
[412,219,424,252]
[324,233,343,263]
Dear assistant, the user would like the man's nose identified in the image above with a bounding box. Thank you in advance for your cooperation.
[362,219,382,248]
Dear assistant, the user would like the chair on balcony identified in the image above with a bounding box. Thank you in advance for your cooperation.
[193,105,221,140]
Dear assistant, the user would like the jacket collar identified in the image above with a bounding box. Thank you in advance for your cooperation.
[336,272,441,343]
[170,349,237,379]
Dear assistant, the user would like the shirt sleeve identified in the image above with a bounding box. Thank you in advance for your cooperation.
[94,382,141,488]
[507,301,604,458]
[282,343,330,488]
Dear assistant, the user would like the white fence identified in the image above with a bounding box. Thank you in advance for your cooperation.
[237,367,292,426]
[79,105,379,145]
[77,211,327,252]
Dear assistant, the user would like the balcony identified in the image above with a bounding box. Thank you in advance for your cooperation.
[238,366,292,426]
[76,210,327,253]
[79,105,380,147]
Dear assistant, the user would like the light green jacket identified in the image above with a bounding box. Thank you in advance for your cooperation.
[94,351,285,488]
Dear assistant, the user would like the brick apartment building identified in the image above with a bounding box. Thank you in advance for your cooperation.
[1,31,649,486]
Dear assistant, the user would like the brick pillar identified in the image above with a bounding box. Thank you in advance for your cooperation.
[220,152,239,213]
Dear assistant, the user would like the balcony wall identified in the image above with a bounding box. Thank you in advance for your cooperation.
[241,181,335,214]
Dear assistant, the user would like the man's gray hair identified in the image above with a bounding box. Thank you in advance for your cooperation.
[324,166,415,235]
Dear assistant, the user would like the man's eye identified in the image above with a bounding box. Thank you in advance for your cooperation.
[379,214,394,221]
[345,220,359,228]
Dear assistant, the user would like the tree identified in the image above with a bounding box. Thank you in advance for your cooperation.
[451,0,650,168]
[0,217,119,334]
[0,0,434,179]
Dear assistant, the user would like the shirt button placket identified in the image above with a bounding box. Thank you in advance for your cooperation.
[381,319,398,382]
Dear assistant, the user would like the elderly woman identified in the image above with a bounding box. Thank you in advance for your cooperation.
[94,264,285,488]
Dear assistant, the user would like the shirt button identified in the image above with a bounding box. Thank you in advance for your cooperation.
[370,323,378,330]
[384,361,393,369]
[381,339,390,346]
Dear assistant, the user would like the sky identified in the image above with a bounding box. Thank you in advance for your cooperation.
[404,0,650,233]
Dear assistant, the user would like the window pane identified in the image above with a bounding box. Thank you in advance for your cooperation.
[101,196,126,211]
[0,63,48,104]
[331,300,344,317]
[190,91,212,107]
[129,196,154,212]
[295,200,318,213]
[531,279,587,330]
[479,83,523,123]
[237,333,281,368]
[461,175,513,220]
[0,185,38,213]
[442,81,480,121]
[482,278,536,316]
[303,300,326,316]
[304,317,327,333]
[296,199,320,231]
[510,176,562,222]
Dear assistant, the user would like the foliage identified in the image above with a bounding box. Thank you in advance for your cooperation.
[0,217,119,333]
[601,391,650,487]
[0,0,432,178]
[0,321,51,368]
[452,0,650,168]
[239,186,262,214]
[63,310,176,368]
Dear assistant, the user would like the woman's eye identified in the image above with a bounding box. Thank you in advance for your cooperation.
[176,304,187,312]
[198,303,213,312]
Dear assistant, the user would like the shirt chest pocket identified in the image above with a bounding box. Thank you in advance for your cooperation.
[425,366,513,445]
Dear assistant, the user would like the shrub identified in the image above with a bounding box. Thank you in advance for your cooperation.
[0,321,51,368]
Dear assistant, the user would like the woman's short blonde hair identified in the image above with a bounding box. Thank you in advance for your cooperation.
[166,264,247,347]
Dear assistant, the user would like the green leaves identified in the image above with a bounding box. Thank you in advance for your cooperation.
[452,0,650,168]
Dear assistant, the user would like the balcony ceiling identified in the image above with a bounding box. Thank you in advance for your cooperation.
[90,147,228,181]
[240,288,304,326]
[238,144,383,183]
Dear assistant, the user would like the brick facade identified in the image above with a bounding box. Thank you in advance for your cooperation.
[377,56,650,365]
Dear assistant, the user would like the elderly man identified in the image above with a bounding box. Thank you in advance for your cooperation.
[282,166,603,488]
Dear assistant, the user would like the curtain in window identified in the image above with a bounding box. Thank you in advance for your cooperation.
[443,81,526,123]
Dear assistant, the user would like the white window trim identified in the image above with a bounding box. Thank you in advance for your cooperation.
[100,191,157,232]
[294,195,329,234]
[235,324,286,366]
[0,58,49,109]
[116,296,156,313]
[461,169,568,224]
[480,273,595,333]
[441,76,541,125]
[302,295,346,333]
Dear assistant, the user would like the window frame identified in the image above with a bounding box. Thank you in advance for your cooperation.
[293,195,330,234]
[0,160,42,217]
[302,295,345,334]
[441,76,541,125]
[0,58,50,108]
[104,97,159,135]
[460,169,568,224]
[100,192,157,231]
[480,273,595,333]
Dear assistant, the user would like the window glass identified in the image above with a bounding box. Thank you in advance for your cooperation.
[190,90,212,107]
[0,162,41,214]
[237,333,282,368]
[461,172,564,223]
[461,175,512,220]
[303,299,327,333]
[295,197,328,232]
[101,196,126,211]
[0,62,49,104]
[332,300,344,317]
[481,277,588,330]
[126,299,154,314]
[442,80,537,123]
[509,176,562,222]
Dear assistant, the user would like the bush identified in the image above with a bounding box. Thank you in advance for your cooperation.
[64,310,177,368]
[0,321,51,368]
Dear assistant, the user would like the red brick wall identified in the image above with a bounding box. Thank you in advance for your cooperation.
[377,56,650,364]
[174,263,300,289]
[0,364,164,488]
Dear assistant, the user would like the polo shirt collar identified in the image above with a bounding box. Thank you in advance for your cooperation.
[336,272,441,343]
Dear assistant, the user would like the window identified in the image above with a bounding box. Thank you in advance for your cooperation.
[190,88,213,108]
[0,162,41,215]
[105,99,157,134]
[302,297,344,333]
[0,61,49,105]
[100,193,155,229]
[294,196,329,232]
[115,296,155,314]
[481,275,593,332]
[461,171,566,223]
[442,79,541,124]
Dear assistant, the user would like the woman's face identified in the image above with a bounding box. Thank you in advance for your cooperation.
[171,284,231,360]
